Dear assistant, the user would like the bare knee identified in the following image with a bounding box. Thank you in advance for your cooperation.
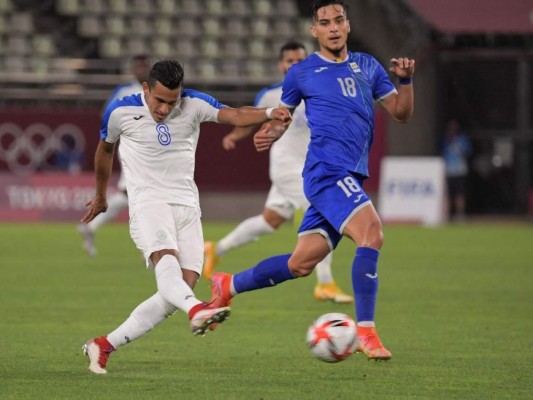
[288,256,317,277]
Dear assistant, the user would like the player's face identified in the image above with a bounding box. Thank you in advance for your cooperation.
[278,48,307,75]
[311,4,350,56]
[143,81,182,123]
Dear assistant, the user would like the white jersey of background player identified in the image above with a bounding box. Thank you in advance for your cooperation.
[77,55,151,256]
[203,42,353,303]
[80,59,291,374]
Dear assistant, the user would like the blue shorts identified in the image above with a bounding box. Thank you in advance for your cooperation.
[298,163,372,250]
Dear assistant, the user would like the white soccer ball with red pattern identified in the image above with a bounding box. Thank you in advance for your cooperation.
[306,313,358,363]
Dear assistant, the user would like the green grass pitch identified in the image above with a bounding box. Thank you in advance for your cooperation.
[0,221,532,399]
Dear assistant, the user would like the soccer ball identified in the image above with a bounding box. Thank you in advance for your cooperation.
[306,313,358,363]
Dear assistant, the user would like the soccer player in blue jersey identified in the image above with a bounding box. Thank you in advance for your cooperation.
[203,41,353,304]
[210,0,415,360]
[80,60,291,374]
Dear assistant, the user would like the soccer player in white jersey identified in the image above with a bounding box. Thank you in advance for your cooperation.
[210,0,415,360]
[203,42,353,304]
[77,54,151,256]
[80,59,291,374]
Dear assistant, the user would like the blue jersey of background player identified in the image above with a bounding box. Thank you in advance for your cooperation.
[210,0,415,361]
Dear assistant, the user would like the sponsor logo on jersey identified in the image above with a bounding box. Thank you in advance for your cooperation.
[314,66,328,73]
[133,115,144,120]
[349,62,361,73]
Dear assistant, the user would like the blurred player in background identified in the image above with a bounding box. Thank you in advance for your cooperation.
[210,0,415,360]
[77,54,151,256]
[441,119,471,221]
[80,59,291,374]
[203,41,353,304]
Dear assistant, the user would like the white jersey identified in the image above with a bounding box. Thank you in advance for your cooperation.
[254,83,309,182]
[101,90,224,212]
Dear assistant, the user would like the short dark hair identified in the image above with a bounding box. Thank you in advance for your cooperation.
[279,41,307,60]
[311,0,349,20]
[147,59,184,90]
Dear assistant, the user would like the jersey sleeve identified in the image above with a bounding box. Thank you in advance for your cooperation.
[100,103,122,143]
[371,58,397,101]
[184,89,226,123]
[280,65,302,108]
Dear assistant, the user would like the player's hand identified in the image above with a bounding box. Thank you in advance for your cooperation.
[222,133,237,150]
[254,122,286,152]
[81,196,108,223]
[270,107,292,123]
[389,57,415,79]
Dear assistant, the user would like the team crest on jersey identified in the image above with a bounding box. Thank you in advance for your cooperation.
[349,62,361,73]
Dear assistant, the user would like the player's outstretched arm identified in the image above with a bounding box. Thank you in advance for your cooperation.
[222,125,258,150]
[218,106,292,128]
[380,57,415,123]
[81,140,115,223]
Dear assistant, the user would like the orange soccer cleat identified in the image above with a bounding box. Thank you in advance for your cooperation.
[356,326,392,360]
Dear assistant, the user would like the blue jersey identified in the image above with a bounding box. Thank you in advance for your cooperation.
[281,51,396,178]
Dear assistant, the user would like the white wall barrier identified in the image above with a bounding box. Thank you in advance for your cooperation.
[378,157,446,226]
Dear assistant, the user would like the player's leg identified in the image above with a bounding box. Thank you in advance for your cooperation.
[83,292,176,374]
[203,184,291,279]
[313,252,354,303]
[210,232,331,308]
[342,202,391,360]
[77,189,128,256]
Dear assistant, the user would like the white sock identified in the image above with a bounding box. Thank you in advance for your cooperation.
[87,191,128,232]
[217,214,275,256]
[155,254,202,313]
[315,252,334,284]
[107,292,176,348]
[357,321,376,328]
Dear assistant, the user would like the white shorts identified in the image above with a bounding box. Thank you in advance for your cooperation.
[265,175,309,220]
[129,203,204,273]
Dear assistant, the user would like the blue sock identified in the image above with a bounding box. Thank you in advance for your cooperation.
[233,254,295,293]
[352,247,379,322]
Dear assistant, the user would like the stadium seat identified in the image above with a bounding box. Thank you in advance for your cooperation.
[9,12,33,34]
[56,0,81,16]
[181,0,202,16]
[156,0,178,15]
[175,39,197,59]
[108,0,128,15]
[99,36,123,58]
[250,17,269,38]
[202,17,222,37]
[132,0,154,16]
[200,38,221,60]
[0,0,13,13]
[205,0,225,16]
[128,16,152,37]
[227,0,250,17]
[253,0,273,17]
[105,15,126,36]
[32,34,56,57]
[196,61,218,81]
[7,35,31,56]
[175,17,201,38]
[153,16,173,37]
[151,38,173,58]
[78,15,102,37]
[222,38,246,60]
[125,36,147,57]
[276,0,299,17]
